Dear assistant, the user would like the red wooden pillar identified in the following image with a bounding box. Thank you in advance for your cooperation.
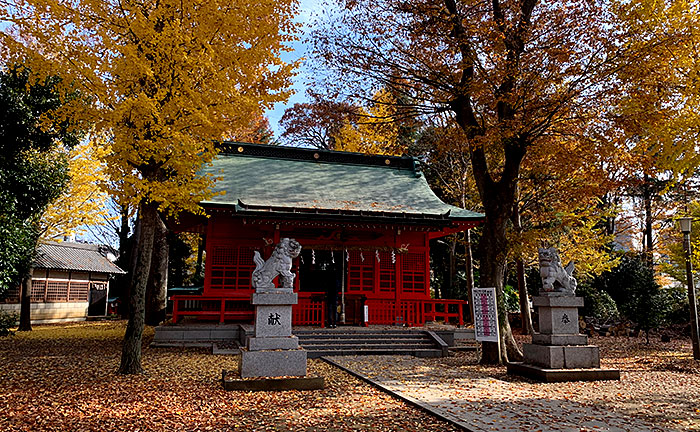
[423,233,431,297]
[423,234,431,325]
[368,249,381,327]
[203,218,215,293]
[273,224,280,243]
[173,299,180,324]
[321,300,326,328]
[395,232,402,325]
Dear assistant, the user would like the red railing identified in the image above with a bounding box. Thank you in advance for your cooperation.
[365,299,466,326]
[172,293,465,326]
[171,294,253,324]
[292,294,325,326]
[421,299,465,325]
[171,293,326,326]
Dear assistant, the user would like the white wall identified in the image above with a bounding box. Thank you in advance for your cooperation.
[0,302,89,324]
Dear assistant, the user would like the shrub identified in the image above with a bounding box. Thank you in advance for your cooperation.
[503,284,520,313]
[591,253,666,342]
[0,310,18,336]
[576,281,620,323]
[657,285,690,325]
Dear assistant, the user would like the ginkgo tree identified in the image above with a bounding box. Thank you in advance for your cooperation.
[40,140,112,241]
[2,0,299,373]
[608,0,700,270]
[334,90,402,155]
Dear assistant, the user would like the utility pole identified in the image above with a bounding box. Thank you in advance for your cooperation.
[679,217,700,360]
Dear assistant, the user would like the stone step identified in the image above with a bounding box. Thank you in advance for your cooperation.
[295,329,447,358]
[298,337,431,344]
[302,342,435,350]
[308,348,444,358]
[151,325,451,357]
[294,328,427,333]
[295,331,427,339]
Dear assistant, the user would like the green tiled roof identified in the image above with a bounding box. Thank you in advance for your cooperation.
[201,143,483,223]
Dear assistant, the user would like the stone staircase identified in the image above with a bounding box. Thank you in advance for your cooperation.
[294,328,449,358]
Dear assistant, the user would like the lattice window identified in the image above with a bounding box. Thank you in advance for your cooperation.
[212,246,236,266]
[46,281,69,302]
[347,251,374,293]
[30,280,47,302]
[401,252,427,294]
[69,282,90,301]
[236,248,255,288]
[5,285,20,302]
[378,251,396,293]
[209,245,256,291]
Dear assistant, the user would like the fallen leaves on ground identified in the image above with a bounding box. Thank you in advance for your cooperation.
[333,334,700,432]
[0,321,458,432]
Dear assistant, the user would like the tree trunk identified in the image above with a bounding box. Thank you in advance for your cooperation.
[516,258,534,335]
[464,229,475,324]
[511,198,535,335]
[114,204,131,319]
[121,217,142,319]
[18,267,33,331]
[466,143,526,364]
[145,212,168,326]
[444,0,532,363]
[447,235,457,299]
[118,204,130,263]
[478,214,523,364]
[642,173,654,271]
[18,236,39,332]
[119,201,158,374]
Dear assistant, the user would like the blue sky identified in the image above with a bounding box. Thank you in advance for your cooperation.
[264,0,321,139]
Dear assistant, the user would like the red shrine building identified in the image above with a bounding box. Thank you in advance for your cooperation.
[171,143,483,327]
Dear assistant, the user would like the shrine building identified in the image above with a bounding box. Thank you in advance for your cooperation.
[171,142,483,327]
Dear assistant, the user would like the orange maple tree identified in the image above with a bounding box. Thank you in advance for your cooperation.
[310,0,642,362]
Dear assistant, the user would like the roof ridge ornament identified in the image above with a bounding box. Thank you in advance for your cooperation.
[411,158,422,177]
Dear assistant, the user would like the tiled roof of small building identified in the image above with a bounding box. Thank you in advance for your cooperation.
[34,242,126,274]
[200,143,483,223]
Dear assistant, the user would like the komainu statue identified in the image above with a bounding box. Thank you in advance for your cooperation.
[252,238,302,291]
[538,247,576,295]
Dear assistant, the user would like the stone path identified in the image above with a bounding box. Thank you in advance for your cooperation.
[326,354,676,432]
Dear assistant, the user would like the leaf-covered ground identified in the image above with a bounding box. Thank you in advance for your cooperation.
[3,323,699,432]
[0,321,458,432]
[332,334,700,432]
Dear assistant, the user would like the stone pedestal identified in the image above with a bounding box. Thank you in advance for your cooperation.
[508,294,619,382]
[523,295,600,369]
[239,291,308,378]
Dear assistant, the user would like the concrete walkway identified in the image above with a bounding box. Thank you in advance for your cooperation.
[325,354,674,432]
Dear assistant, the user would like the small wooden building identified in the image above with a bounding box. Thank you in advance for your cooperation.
[1,242,126,323]
[172,143,483,326]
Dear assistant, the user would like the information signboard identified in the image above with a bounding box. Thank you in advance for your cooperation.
[472,287,500,343]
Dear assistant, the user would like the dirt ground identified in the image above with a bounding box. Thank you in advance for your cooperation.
[1,321,699,431]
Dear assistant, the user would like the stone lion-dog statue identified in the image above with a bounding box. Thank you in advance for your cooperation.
[252,238,302,291]
[538,247,576,295]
